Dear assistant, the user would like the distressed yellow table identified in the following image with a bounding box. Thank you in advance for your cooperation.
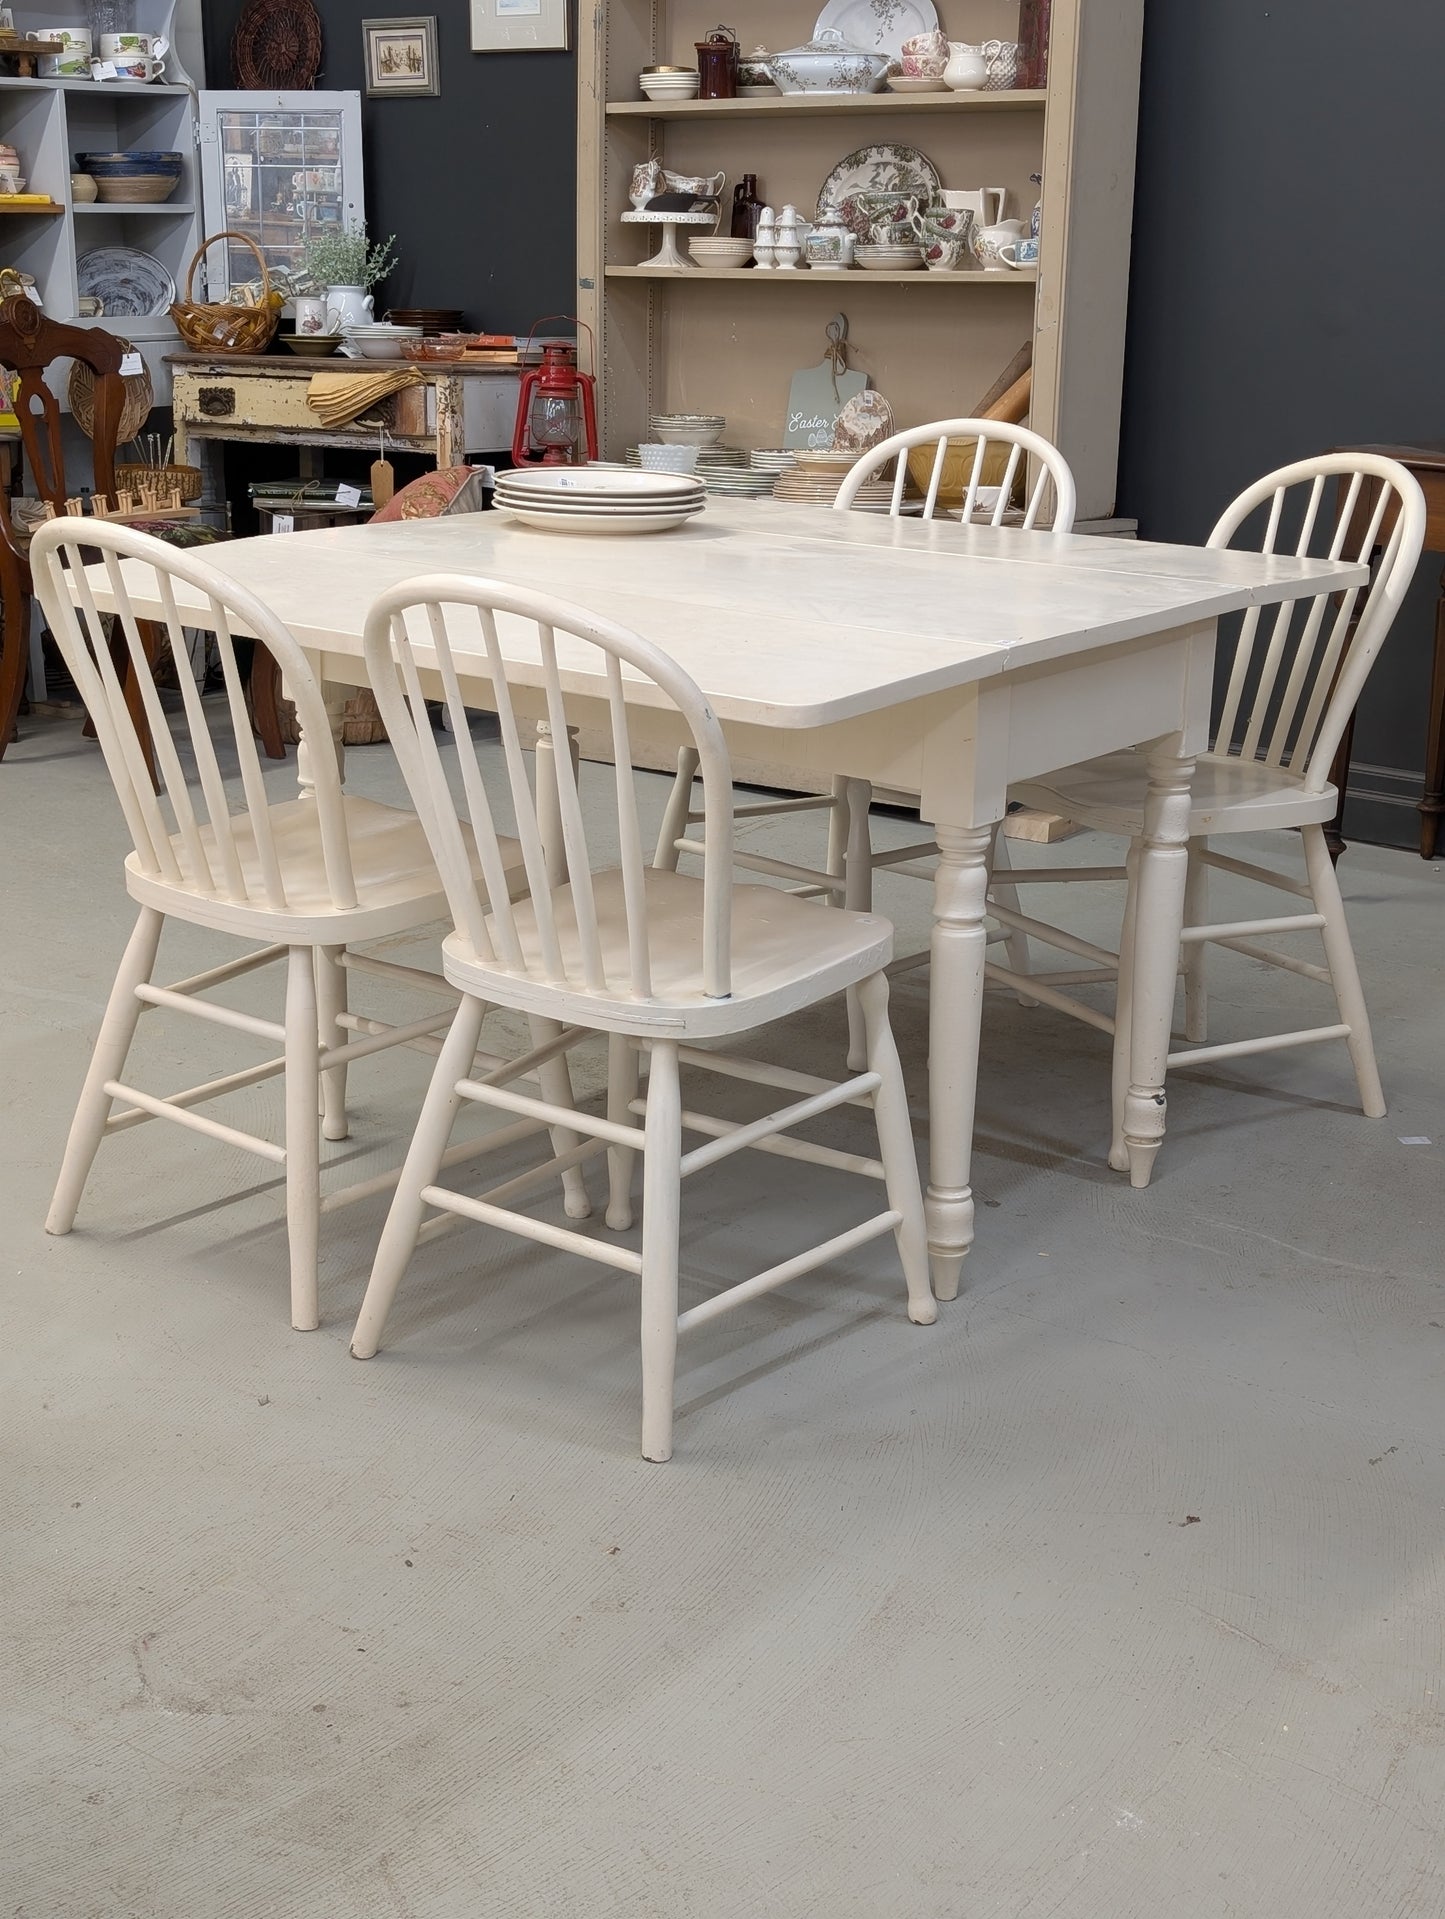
[166,353,521,480]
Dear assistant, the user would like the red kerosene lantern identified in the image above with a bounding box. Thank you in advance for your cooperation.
[511,318,599,466]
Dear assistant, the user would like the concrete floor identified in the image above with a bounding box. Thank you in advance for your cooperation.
[4,708,1443,1918]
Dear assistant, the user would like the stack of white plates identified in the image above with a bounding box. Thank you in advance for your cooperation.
[703,468,778,497]
[493,466,706,534]
[651,412,725,446]
[774,451,891,510]
[749,448,797,474]
[628,443,749,472]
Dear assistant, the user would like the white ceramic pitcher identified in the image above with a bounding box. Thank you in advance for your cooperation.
[325,284,374,331]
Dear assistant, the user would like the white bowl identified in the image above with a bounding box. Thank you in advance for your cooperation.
[888,75,947,92]
[688,240,753,267]
[641,76,700,99]
[652,423,725,446]
[638,443,701,472]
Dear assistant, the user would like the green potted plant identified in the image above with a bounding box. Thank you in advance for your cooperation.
[301,224,399,330]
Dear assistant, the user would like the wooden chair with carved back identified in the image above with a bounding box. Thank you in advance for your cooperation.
[0,295,133,761]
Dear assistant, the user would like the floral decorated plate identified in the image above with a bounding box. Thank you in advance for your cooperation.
[817,142,942,235]
[813,0,940,61]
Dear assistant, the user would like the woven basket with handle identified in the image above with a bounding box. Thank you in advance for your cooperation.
[171,231,283,354]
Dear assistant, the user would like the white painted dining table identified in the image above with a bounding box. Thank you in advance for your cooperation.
[82,498,1365,1299]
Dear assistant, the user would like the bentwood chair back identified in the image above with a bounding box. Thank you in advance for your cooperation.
[353,573,937,1461]
[834,417,1078,529]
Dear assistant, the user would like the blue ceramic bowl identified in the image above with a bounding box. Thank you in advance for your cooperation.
[76,151,184,175]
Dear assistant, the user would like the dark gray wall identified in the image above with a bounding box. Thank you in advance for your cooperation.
[202,0,576,329]
[1117,0,1445,847]
[200,0,1442,846]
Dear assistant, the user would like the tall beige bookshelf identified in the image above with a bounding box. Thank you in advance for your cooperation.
[576,0,1145,521]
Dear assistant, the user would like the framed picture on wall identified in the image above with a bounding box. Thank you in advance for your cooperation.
[363,16,440,95]
[470,0,570,53]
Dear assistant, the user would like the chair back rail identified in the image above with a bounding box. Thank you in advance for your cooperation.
[1208,454,1427,790]
[363,575,736,1003]
[30,517,357,912]
[834,418,1078,531]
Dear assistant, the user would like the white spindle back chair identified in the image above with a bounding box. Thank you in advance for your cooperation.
[30,518,547,1331]
[992,452,1428,1175]
[353,574,937,1462]
[834,417,1079,529]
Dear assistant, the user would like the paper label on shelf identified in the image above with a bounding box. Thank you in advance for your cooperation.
[497,0,542,13]
[335,483,362,508]
[119,352,144,377]
[272,513,295,533]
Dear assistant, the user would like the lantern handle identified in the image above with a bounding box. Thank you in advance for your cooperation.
[520,314,596,379]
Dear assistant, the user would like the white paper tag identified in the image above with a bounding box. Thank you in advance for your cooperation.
[475,465,496,485]
[271,512,295,534]
[119,351,144,376]
[1398,1135,1432,1146]
[335,483,362,508]
[91,59,118,79]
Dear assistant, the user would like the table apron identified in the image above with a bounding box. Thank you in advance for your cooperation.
[306,616,1214,831]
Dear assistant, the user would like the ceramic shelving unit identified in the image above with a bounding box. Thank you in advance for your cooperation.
[577,0,1145,520]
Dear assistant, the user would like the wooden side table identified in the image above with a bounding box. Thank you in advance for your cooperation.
[1332,443,1445,860]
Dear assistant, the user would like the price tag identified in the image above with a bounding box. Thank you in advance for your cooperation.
[119,351,144,377]
[335,483,362,509]
[271,513,295,534]
[91,59,118,79]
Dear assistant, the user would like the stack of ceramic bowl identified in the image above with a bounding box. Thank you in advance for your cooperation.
[638,442,700,474]
[773,449,893,510]
[343,322,423,360]
[640,65,700,101]
[651,412,725,446]
[854,243,925,272]
[493,465,706,535]
[688,235,754,269]
[76,150,183,204]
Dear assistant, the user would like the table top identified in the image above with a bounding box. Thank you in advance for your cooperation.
[92,498,1365,728]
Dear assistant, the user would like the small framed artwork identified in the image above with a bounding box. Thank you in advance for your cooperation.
[470,0,570,53]
[363,16,440,96]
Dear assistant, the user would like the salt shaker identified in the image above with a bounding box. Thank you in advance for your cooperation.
[753,204,776,271]
[774,203,803,271]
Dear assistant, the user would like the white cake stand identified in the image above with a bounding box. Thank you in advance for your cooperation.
[620,208,719,269]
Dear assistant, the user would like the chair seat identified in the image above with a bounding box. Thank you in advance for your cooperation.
[442,867,894,1038]
[126,794,524,943]
[1012,749,1339,838]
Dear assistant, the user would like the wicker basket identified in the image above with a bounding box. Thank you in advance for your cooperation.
[115,461,205,503]
[170,231,283,355]
[68,343,153,444]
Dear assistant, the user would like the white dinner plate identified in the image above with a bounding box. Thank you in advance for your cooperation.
[496,467,703,502]
[813,0,940,60]
[496,483,705,507]
[494,503,705,534]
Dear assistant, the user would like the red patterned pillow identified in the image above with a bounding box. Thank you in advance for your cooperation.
[370,466,489,523]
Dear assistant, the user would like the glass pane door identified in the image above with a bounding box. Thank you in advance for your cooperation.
[198,91,364,299]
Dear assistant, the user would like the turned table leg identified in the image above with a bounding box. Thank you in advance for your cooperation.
[1418,562,1445,859]
[925,821,995,1302]
[1122,734,1196,1190]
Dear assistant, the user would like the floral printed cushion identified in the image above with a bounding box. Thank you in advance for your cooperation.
[369,465,490,522]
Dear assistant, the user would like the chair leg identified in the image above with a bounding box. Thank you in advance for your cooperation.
[839,777,873,1072]
[46,905,164,1234]
[284,945,322,1331]
[988,822,1037,1007]
[351,996,487,1360]
[1182,836,1208,1043]
[653,746,700,870]
[1302,822,1386,1117]
[855,971,937,1326]
[250,642,287,760]
[0,582,29,759]
[606,1032,640,1231]
[529,1015,592,1220]
[315,944,350,1142]
[639,1039,682,1463]
[1108,838,1141,1172]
